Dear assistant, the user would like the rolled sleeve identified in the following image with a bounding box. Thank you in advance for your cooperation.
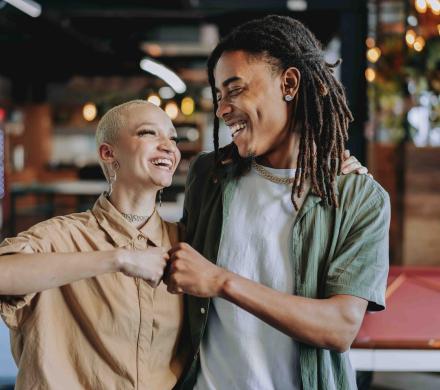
[325,190,391,311]
[0,233,47,328]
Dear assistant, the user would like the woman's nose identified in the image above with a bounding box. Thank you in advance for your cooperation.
[158,135,177,152]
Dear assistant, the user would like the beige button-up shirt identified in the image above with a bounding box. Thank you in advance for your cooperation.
[0,195,188,390]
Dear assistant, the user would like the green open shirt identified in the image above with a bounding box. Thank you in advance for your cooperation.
[178,151,390,390]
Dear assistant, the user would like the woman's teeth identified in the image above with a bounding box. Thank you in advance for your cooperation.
[151,158,172,169]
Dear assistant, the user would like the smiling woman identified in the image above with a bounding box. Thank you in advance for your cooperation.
[96,100,181,192]
[0,100,188,389]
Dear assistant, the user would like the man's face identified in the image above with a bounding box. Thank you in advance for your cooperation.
[214,50,294,160]
[113,103,181,189]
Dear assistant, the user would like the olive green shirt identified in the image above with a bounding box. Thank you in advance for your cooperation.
[180,151,390,390]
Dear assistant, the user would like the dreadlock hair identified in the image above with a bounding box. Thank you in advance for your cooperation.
[207,15,353,209]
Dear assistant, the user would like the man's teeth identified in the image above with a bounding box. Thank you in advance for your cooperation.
[230,122,246,136]
[151,158,172,168]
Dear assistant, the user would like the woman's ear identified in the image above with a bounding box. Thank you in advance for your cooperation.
[98,143,115,164]
[282,67,301,99]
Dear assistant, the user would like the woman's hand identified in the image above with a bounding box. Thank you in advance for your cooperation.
[341,150,371,176]
[116,247,169,287]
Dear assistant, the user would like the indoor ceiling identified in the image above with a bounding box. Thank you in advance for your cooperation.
[0,0,359,100]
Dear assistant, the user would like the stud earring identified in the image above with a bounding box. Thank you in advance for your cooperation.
[284,94,294,102]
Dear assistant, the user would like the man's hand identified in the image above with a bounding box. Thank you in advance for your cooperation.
[117,247,168,288]
[341,150,370,176]
[164,243,227,297]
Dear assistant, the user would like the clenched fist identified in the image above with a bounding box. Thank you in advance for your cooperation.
[116,247,169,288]
[164,242,229,297]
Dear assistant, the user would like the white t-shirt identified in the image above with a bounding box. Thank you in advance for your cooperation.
[194,165,303,390]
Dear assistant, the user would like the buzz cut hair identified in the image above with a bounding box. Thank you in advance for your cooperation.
[95,99,149,180]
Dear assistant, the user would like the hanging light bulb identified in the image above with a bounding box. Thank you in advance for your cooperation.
[83,102,97,122]
[413,36,426,52]
[367,47,381,63]
[165,101,179,120]
[159,86,175,99]
[365,68,376,83]
[365,37,375,49]
[405,29,416,46]
[147,94,161,107]
[415,0,428,13]
[429,0,440,15]
[407,15,418,26]
[181,97,195,116]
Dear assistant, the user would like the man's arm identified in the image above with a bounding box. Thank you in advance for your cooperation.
[164,243,367,352]
[0,247,169,296]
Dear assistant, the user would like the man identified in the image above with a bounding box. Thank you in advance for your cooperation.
[165,16,390,389]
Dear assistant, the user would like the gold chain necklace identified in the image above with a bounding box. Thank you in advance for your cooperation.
[251,159,297,185]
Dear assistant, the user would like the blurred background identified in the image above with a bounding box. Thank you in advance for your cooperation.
[0,0,439,389]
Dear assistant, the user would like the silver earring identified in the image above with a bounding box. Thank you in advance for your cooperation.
[107,161,119,196]
[107,170,117,196]
[284,94,294,102]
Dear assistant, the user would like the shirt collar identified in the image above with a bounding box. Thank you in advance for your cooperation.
[91,194,163,247]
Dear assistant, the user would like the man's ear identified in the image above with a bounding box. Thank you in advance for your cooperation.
[98,143,116,164]
[282,67,301,99]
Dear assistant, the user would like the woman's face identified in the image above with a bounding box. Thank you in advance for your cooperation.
[214,50,298,165]
[112,103,181,189]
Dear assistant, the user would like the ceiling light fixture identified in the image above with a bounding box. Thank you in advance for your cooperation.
[286,0,307,11]
[140,58,186,94]
[4,0,41,17]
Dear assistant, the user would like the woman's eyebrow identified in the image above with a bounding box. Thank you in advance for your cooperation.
[135,121,157,128]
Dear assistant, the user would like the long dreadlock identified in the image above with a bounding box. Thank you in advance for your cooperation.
[207,15,353,209]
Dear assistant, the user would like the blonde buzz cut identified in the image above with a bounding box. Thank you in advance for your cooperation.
[95,99,150,181]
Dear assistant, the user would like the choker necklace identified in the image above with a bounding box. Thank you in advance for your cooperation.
[251,159,297,185]
[121,212,153,224]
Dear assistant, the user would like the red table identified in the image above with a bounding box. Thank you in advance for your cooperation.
[349,266,440,371]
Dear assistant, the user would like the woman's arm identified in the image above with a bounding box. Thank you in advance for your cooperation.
[0,247,168,296]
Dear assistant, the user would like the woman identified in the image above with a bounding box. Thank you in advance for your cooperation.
[0,100,187,389]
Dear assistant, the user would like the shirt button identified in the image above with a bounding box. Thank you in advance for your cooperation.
[137,235,144,240]
[200,307,206,314]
